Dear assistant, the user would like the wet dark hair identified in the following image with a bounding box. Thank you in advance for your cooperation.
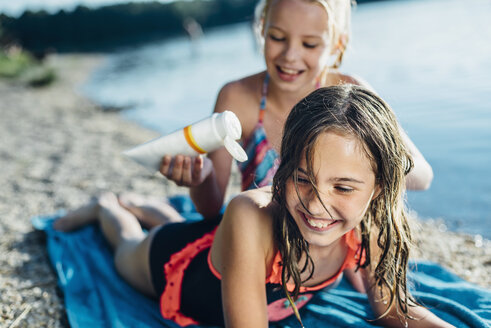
[272,84,415,324]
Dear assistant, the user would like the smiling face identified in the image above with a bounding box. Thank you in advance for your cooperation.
[285,130,380,249]
[263,0,332,93]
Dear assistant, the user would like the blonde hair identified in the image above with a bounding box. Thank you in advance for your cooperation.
[253,0,353,69]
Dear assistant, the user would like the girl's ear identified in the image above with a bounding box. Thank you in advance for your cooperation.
[372,184,382,201]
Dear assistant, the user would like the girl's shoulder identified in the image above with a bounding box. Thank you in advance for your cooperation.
[224,187,276,230]
[217,71,265,105]
[215,187,276,257]
[224,71,265,91]
[215,71,267,138]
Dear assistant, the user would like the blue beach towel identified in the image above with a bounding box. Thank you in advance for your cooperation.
[32,196,491,328]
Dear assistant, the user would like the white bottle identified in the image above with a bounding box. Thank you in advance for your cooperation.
[123,111,248,172]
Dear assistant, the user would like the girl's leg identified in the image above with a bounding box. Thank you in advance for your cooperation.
[53,196,100,231]
[118,192,185,229]
[54,192,185,231]
[54,192,157,297]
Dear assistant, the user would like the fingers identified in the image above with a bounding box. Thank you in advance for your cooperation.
[159,155,195,186]
[170,155,185,185]
[159,155,172,176]
[192,156,204,182]
[180,156,193,186]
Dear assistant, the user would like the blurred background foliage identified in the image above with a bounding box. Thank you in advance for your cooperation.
[0,0,376,86]
[0,19,55,86]
[0,0,257,54]
[0,0,259,86]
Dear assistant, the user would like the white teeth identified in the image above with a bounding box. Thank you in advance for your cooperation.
[307,218,332,229]
[280,67,299,75]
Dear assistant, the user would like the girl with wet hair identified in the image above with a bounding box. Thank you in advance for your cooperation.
[57,0,433,241]
[55,85,452,327]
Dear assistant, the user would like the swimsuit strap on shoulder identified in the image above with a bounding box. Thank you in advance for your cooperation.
[259,73,269,123]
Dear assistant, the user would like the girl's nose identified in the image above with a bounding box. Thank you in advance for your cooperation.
[283,41,300,62]
[304,192,331,218]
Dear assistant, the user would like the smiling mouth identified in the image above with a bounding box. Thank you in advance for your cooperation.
[276,65,304,79]
[300,211,339,231]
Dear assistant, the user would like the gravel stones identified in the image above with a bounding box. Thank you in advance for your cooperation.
[0,54,489,327]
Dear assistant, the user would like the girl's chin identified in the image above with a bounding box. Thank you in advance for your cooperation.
[271,76,305,92]
[301,232,340,249]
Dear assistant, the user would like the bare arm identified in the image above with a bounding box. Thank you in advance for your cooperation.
[212,191,273,327]
[189,147,232,218]
[345,75,433,191]
[188,83,241,218]
[362,268,454,327]
[362,226,453,327]
[399,127,433,190]
[160,82,244,218]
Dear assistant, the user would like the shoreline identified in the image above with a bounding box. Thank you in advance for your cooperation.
[0,53,489,327]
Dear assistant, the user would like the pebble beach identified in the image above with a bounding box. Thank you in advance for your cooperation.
[0,54,489,327]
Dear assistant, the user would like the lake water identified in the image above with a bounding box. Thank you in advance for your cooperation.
[83,0,491,238]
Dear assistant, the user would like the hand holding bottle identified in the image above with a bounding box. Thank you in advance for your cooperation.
[123,111,247,173]
[159,154,214,187]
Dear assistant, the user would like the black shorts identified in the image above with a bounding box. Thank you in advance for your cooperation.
[148,218,221,296]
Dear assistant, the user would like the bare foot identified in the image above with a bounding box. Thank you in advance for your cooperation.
[53,196,100,231]
[118,192,184,228]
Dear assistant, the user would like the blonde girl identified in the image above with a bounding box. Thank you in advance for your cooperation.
[156,0,433,222]
[57,0,432,229]
[55,85,451,327]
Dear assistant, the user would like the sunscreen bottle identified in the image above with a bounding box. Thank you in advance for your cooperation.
[123,111,247,172]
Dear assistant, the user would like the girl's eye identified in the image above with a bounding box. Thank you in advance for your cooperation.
[303,43,318,49]
[335,186,354,194]
[269,34,285,42]
[297,176,310,184]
